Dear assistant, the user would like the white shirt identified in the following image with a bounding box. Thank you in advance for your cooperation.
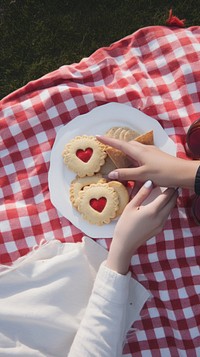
[69,263,132,356]
[0,237,149,356]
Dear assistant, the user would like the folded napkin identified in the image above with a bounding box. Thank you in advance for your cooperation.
[0,237,149,356]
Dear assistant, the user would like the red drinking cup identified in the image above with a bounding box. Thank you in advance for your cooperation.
[186,118,200,159]
[192,195,200,225]
[186,119,200,224]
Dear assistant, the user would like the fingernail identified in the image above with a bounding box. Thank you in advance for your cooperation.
[144,180,152,188]
[108,171,119,180]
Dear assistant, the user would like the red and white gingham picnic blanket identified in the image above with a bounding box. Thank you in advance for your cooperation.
[1,25,200,355]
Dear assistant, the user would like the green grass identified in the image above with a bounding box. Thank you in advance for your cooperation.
[1,0,199,99]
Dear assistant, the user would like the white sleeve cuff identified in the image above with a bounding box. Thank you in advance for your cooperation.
[92,261,131,304]
[93,261,151,334]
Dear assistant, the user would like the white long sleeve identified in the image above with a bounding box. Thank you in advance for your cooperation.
[0,238,149,356]
[68,262,132,357]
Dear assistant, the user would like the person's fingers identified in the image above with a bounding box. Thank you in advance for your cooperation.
[108,167,145,181]
[150,187,178,212]
[96,135,143,158]
[160,188,178,213]
[129,180,153,207]
[130,181,143,199]
[151,189,178,231]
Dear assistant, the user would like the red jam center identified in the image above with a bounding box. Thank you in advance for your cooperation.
[90,197,107,212]
[76,148,93,162]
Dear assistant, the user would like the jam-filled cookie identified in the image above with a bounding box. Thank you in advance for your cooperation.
[62,135,107,177]
[77,183,119,225]
[70,174,106,208]
[108,181,129,216]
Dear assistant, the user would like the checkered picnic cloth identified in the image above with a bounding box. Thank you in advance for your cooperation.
[1,25,200,355]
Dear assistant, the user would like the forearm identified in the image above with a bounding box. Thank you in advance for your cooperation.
[171,159,200,190]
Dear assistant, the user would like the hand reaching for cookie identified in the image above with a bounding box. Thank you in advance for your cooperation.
[96,135,199,190]
[106,181,178,275]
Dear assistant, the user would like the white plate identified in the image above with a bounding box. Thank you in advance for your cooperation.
[48,102,176,238]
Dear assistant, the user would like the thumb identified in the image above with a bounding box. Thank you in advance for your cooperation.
[108,167,144,182]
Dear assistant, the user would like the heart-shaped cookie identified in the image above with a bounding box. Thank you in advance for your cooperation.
[77,183,119,225]
[70,174,106,208]
[63,135,107,177]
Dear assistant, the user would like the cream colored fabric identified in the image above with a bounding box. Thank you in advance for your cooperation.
[0,237,149,356]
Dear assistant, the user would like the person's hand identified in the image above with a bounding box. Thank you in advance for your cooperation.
[106,180,178,275]
[97,135,199,190]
